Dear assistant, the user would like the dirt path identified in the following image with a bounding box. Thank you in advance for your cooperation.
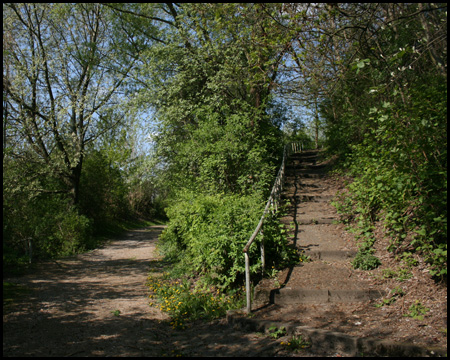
[3,226,298,357]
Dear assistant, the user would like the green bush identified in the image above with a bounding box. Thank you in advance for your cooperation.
[79,150,130,234]
[332,78,447,280]
[352,249,381,270]
[46,208,94,257]
[147,275,245,329]
[3,193,93,270]
[159,190,294,288]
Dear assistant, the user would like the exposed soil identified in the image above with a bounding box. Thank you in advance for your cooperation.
[3,226,298,357]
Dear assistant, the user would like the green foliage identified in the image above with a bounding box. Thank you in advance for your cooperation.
[155,103,281,195]
[324,4,447,281]
[374,287,405,308]
[404,301,430,321]
[110,310,121,317]
[4,3,137,205]
[4,3,446,291]
[3,190,94,271]
[352,249,381,271]
[268,325,287,339]
[382,268,412,282]
[3,3,164,271]
[333,80,447,278]
[147,274,245,329]
[134,4,289,197]
[128,183,168,220]
[158,191,294,288]
[132,4,297,292]
[79,150,130,234]
[281,335,311,352]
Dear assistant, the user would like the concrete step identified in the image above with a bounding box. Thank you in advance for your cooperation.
[287,223,356,260]
[262,150,386,308]
[295,172,325,179]
[282,186,330,196]
[295,200,336,211]
[268,287,386,305]
[297,217,339,225]
[293,202,340,224]
[286,164,328,172]
[289,151,320,160]
[305,250,357,261]
[285,195,334,202]
[254,261,384,306]
[226,311,447,357]
[281,217,339,225]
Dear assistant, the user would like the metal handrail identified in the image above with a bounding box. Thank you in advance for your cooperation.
[243,142,303,314]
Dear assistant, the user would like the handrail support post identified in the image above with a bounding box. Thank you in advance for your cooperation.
[260,229,265,275]
[244,251,251,314]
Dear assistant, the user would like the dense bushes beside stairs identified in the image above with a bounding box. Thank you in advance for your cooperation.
[328,75,447,282]
[158,190,297,289]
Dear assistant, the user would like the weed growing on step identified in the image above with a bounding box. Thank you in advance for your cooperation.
[268,325,287,339]
[281,335,311,352]
[298,250,311,264]
[146,273,245,329]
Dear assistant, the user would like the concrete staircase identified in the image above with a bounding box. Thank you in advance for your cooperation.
[255,149,385,306]
[227,150,447,356]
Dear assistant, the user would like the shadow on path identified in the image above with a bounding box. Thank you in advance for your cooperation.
[3,226,288,357]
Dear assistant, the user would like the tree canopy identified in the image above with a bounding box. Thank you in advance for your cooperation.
[3,3,447,282]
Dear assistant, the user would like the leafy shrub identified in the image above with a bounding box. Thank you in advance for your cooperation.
[332,79,447,280]
[159,190,294,288]
[46,207,94,257]
[79,150,130,234]
[352,249,381,270]
[3,192,93,269]
[147,274,245,329]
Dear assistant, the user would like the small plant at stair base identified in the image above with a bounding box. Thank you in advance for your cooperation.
[110,310,121,316]
[266,266,279,279]
[281,335,311,352]
[381,267,412,282]
[267,325,287,339]
[352,249,381,270]
[298,250,311,264]
[404,301,430,320]
[380,252,416,281]
[350,223,381,270]
[374,286,405,308]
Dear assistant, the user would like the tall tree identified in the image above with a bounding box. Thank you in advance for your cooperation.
[3,3,139,204]
[125,3,299,195]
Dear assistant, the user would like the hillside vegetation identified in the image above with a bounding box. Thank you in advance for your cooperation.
[3,4,446,286]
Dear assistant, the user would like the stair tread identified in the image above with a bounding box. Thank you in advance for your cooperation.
[256,150,385,306]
